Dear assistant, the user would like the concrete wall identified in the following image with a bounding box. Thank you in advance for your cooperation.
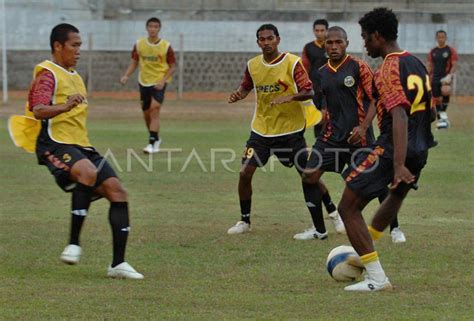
[3,51,473,95]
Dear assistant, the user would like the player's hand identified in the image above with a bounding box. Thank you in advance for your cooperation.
[228,91,244,103]
[347,126,367,144]
[270,95,292,105]
[120,75,129,85]
[391,165,415,190]
[155,80,166,90]
[64,94,85,111]
[440,74,452,85]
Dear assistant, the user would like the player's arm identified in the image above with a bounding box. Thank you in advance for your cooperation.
[390,106,415,189]
[427,50,433,76]
[229,67,252,103]
[348,61,376,144]
[271,61,314,105]
[449,47,458,75]
[348,99,376,144]
[155,46,177,90]
[30,71,84,120]
[120,45,139,85]
[301,45,311,73]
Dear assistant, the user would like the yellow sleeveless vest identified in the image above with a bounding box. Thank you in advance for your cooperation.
[33,60,91,147]
[248,53,307,137]
[136,37,172,86]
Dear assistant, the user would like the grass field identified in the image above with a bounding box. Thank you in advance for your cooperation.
[0,96,473,320]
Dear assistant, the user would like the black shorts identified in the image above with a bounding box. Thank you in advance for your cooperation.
[37,143,117,192]
[342,146,428,200]
[431,79,450,103]
[306,139,370,173]
[432,80,442,98]
[139,83,167,111]
[242,131,308,170]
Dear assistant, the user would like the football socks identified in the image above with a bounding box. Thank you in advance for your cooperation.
[69,183,93,245]
[149,131,159,145]
[302,182,326,234]
[321,191,336,214]
[109,202,130,267]
[240,199,251,224]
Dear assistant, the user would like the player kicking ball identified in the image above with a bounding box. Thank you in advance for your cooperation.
[337,8,435,291]
[21,24,143,279]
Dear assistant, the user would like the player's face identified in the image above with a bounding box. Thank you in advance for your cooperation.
[55,32,82,68]
[325,30,348,62]
[361,30,380,58]
[147,21,161,38]
[313,24,327,42]
[436,32,447,47]
[257,29,280,55]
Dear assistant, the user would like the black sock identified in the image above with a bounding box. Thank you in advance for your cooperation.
[69,183,93,245]
[321,191,336,214]
[441,103,448,112]
[240,199,251,224]
[302,183,326,233]
[390,217,399,231]
[149,131,159,145]
[109,202,130,267]
[435,104,443,119]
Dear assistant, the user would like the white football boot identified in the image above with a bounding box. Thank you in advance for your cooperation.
[344,276,392,292]
[314,230,328,240]
[436,112,450,129]
[143,139,161,154]
[293,226,317,240]
[60,244,82,265]
[107,262,144,280]
[328,210,346,234]
[391,227,407,243]
[227,221,251,234]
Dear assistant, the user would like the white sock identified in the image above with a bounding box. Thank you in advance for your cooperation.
[365,260,387,283]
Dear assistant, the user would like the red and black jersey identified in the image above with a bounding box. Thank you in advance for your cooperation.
[316,55,375,146]
[302,41,327,89]
[374,51,435,158]
[428,46,457,80]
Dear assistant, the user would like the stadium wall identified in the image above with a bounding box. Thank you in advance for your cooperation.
[3,51,474,95]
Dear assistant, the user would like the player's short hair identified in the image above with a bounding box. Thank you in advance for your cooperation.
[146,17,161,27]
[256,24,279,38]
[50,23,79,54]
[313,19,329,30]
[327,26,347,40]
[358,7,398,41]
[436,30,447,36]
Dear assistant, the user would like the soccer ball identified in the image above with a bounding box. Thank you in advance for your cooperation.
[326,245,364,282]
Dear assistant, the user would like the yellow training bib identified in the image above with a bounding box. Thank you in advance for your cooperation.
[248,53,308,136]
[136,37,172,86]
[31,60,91,147]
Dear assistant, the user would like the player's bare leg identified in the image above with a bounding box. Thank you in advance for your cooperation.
[338,187,392,291]
[371,185,410,237]
[60,159,97,265]
[228,163,257,234]
[143,98,162,153]
[96,177,143,279]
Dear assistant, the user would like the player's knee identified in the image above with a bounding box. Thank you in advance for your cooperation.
[302,171,317,185]
[239,168,253,183]
[103,178,128,202]
[111,184,128,202]
[77,168,97,186]
[150,102,161,113]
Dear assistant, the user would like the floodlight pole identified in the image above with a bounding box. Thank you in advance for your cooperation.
[1,0,8,103]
